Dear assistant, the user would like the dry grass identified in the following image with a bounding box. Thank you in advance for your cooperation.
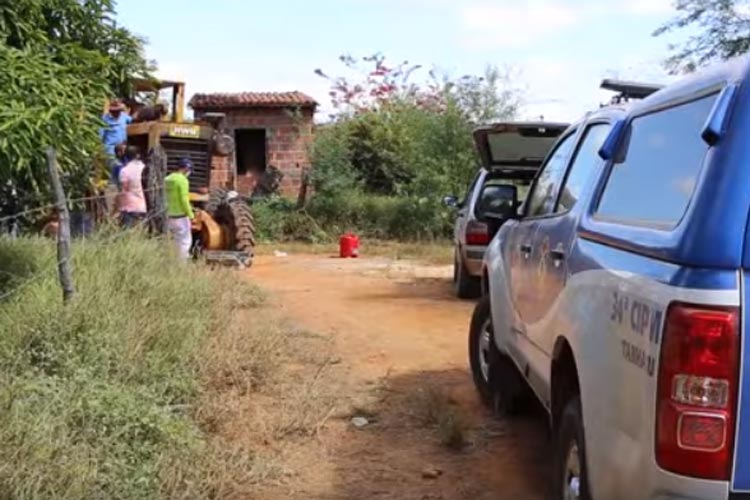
[255,239,454,265]
[0,232,347,499]
[194,287,345,496]
[415,387,473,451]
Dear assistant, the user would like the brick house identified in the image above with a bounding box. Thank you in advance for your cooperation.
[189,91,317,197]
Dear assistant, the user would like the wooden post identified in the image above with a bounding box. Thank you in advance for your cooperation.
[45,148,75,303]
[146,145,167,234]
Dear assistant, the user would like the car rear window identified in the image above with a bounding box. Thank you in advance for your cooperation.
[488,132,561,165]
[595,93,718,228]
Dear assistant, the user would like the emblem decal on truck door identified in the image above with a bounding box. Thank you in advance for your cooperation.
[611,291,664,376]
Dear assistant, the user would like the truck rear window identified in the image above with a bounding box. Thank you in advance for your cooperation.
[595,93,718,228]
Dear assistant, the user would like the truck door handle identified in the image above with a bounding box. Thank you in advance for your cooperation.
[550,249,566,261]
[520,244,532,258]
[549,245,566,268]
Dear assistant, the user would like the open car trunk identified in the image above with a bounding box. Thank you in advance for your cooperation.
[473,121,569,239]
[473,121,570,181]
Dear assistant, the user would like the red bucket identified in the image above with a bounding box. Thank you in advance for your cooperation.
[339,233,360,258]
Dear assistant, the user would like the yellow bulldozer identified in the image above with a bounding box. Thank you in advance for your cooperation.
[124,78,255,267]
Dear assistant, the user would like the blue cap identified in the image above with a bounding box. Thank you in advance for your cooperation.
[177,157,193,171]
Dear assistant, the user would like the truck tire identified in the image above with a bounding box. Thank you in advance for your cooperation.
[553,397,592,500]
[455,250,481,299]
[210,195,256,266]
[228,199,256,254]
[468,295,529,416]
[205,187,229,214]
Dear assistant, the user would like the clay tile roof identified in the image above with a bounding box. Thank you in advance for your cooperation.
[189,91,318,110]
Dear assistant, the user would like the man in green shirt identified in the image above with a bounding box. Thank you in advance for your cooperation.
[165,158,194,260]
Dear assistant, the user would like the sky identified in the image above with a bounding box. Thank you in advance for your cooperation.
[117,0,685,123]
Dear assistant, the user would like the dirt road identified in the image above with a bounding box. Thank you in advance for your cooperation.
[250,253,549,500]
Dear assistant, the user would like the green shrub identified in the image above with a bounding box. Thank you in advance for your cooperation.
[308,192,452,240]
[252,191,452,242]
[308,124,359,197]
[0,236,51,293]
[252,197,329,243]
[312,102,477,199]
[0,232,261,499]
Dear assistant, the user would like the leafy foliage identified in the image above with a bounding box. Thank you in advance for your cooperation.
[0,0,153,97]
[0,0,153,214]
[654,0,750,73]
[311,54,520,198]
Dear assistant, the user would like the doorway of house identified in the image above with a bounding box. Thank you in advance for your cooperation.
[234,129,267,177]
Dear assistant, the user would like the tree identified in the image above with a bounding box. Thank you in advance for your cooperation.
[315,53,521,123]
[654,0,750,73]
[430,65,522,124]
[0,0,154,220]
[310,54,523,196]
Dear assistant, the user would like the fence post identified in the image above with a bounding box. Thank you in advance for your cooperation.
[45,148,75,303]
[147,145,167,234]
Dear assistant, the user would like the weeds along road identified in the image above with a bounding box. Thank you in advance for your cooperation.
[248,253,550,500]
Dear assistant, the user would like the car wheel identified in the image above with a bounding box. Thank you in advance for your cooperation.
[553,397,592,500]
[455,250,480,299]
[469,295,529,416]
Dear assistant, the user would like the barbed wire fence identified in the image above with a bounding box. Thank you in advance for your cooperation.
[0,147,169,305]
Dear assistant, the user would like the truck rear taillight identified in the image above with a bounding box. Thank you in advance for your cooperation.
[466,221,490,246]
[656,304,739,480]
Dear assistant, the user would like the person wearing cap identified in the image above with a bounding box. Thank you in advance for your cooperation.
[165,158,195,260]
[101,100,132,197]
[100,99,132,157]
[117,146,147,227]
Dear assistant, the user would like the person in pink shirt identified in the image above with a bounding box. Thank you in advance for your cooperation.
[117,146,147,227]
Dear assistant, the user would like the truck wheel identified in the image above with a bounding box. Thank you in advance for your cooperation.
[469,295,529,416]
[205,187,228,214]
[553,397,591,500]
[210,197,256,267]
[455,250,480,299]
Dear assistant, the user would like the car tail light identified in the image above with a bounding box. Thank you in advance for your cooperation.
[656,304,740,480]
[466,221,490,246]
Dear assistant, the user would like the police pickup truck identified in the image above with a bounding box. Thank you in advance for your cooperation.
[469,58,750,499]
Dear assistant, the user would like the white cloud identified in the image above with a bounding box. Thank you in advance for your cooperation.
[513,57,591,121]
[460,1,582,48]
[512,54,675,122]
[622,0,674,15]
[458,0,675,49]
